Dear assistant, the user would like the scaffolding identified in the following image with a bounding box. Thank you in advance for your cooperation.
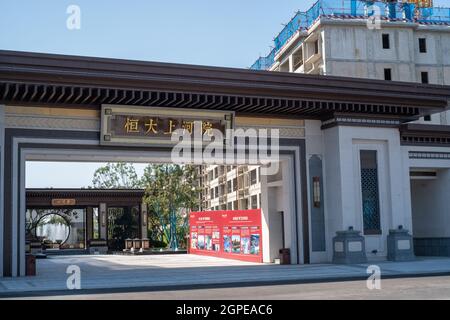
[407,0,433,8]
[250,48,277,71]
[250,0,450,71]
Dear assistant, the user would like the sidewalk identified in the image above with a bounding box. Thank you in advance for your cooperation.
[1,254,450,298]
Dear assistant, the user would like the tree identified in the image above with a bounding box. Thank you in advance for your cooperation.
[91,162,201,250]
[92,162,140,189]
[143,164,200,250]
[107,207,140,251]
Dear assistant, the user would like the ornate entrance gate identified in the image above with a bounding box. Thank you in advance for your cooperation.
[1,50,449,276]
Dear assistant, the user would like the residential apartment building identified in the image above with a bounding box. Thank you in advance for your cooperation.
[198,165,261,211]
[198,1,450,221]
[251,0,450,124]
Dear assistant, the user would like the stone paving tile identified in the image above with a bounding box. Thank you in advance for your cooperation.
[1,255,450,295]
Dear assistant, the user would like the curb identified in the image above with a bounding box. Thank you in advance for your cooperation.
[2,271,450,298]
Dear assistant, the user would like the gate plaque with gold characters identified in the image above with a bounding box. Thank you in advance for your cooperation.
[100,105,234,147]
[51,199,76,206]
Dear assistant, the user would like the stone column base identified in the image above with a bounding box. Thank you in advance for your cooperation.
[332,230,367,264]
[89,246,108,255]
[88,239,108,254]
[387,229,415,261]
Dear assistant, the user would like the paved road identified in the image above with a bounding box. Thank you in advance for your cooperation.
[3,255,450,296]
[10,275,450,300]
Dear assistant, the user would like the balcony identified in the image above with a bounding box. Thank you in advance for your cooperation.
[238,166,248,175]
[238,189,249,198]
[293,60,304,72]
[305,52,322,67]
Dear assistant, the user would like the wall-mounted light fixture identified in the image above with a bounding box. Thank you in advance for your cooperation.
[313,176,321,208]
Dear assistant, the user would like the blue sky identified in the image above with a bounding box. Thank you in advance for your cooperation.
[25,162,148,188]
[0,0,312,68]
[1,0,447,67]
[1,0,447,188]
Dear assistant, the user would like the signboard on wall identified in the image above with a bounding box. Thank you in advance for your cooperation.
[100,105,234,147]
[189,209,262,263]
[51,199,76,206]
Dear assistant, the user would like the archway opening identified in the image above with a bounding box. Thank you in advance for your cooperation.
[24,155,299,278]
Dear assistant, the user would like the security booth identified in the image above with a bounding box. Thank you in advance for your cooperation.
[25,189,147,254]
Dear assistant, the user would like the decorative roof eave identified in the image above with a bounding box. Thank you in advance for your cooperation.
[26,188,146,199]
[400,123,450,147]
[1,50,449,120]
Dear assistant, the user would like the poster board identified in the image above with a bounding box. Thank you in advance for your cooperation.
[189,209,262,263]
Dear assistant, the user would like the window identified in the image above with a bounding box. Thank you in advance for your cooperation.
[241,199,249,210]
[360,150,381,235]
[233,178,238,191]
[214,186,219,198]
[424,115,431,121]
[251,195,258,209]
[227,180,232,193]
[314,40,319,54]
[214,167,218,179]
[233,200,238,210]
[382,34,390,49]
[227,202,233,210]
[421,71,429,84]
[210,188,214,199]
[250,169,257,185]
[419,38,427,53]
[384,68,392,81]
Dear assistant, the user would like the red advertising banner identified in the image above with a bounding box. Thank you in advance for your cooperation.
[189,209,262,263]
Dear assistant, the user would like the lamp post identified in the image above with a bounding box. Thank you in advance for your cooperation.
[169,204,178,251]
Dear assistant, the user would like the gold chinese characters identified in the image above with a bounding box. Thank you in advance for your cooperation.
[123,117,218,136]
